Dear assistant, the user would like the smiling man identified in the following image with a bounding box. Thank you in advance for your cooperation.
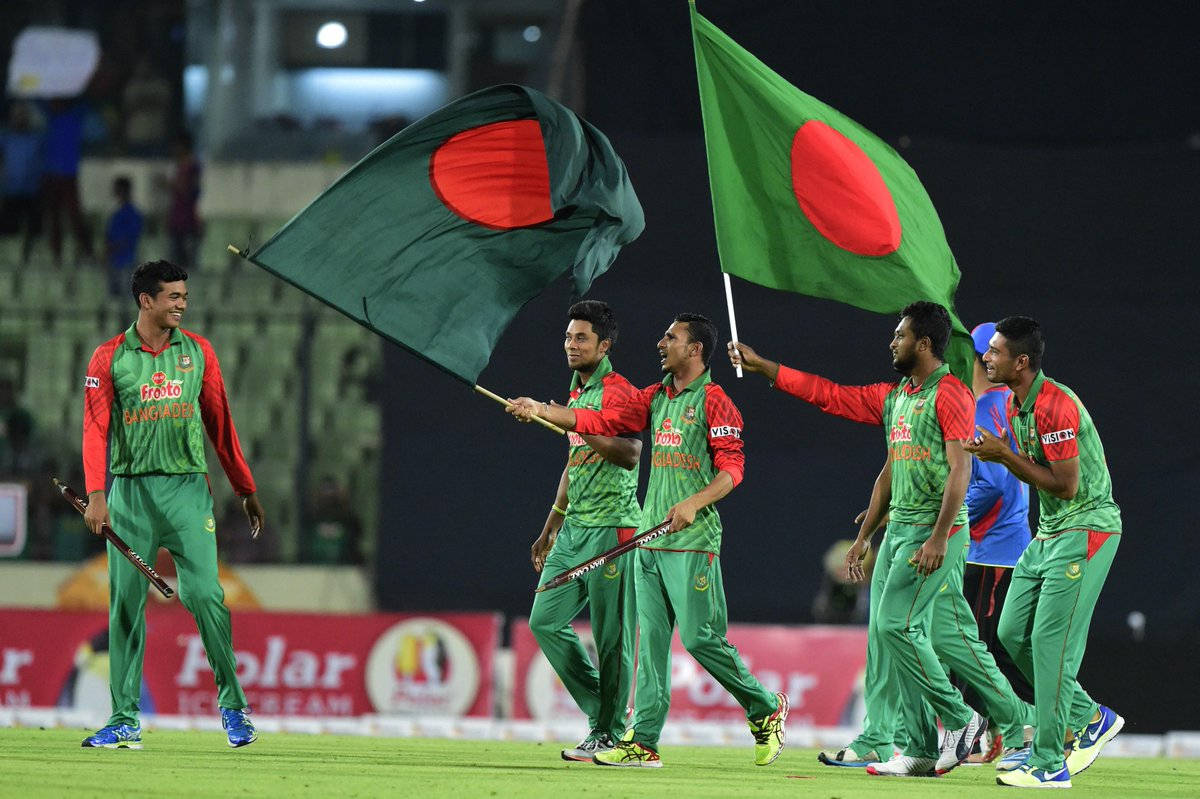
[509,313,788,769]
[80,259,265,750]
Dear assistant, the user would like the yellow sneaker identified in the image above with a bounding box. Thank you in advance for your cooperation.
[593,740,662,768]
[749,692,788,766]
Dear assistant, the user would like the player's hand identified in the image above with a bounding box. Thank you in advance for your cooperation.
[242,493,265,539]
[82,491,109,536]
[506,397,545,423]
[665,497,700,533]
[531,528,558,573]
[845,538,871,583]
[964,425,1010,462]
[725,341,767,374]
[910,536,947,576]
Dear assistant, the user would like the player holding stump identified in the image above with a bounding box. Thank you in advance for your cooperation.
[968,316,1124,788]
[528,301,643,761]
[730,301,1026,777]
[510,313,787,768]
[81,260,264,749]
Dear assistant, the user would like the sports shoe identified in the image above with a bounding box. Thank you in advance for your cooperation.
[968,730,1004,763]
[818,744,882,767]
[82,723,143,749]
[865,754,937,777]
[748,692,788,766]
[593,740,662,768]
[562,731,615,762]
[1065,705,1123,775]
[996,746,1032,772]
[935,710,987,774]
[996,763,1072,788]
[221,707,258,748]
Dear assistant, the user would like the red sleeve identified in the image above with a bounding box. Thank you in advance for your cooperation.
[773,365,892,426]
[934,376,975,441]
[82,336,121,494]
[574,382,657,436]
[704,384,745,488]
[1034,382,1081,461]
[187,331,256,495]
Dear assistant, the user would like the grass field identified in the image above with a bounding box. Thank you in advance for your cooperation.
[4,729,1197,798]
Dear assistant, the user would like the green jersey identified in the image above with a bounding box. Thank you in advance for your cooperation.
[573,370,745,554]
[1008,372,1121,535]
[83,322,256,495]
[564,357,642,528]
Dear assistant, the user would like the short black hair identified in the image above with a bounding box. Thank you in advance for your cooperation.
[113,176,132,198]
[994,315,1044,372]
[674,313,718,368]
[568,300,618,346]
[900,301,951,360]
[131,260,188,305]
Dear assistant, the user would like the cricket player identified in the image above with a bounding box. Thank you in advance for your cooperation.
[81,260,264,749]
[729,301,1025,777]
[509,313,787,768]
[528,301,642,761]
[967,316,1124,788]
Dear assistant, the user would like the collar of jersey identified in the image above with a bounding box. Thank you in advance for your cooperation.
[902,362,950,395]
[122,321,183,353]
[1015,370,1048,415]
[661,369,711,398]
[569,355,613,393]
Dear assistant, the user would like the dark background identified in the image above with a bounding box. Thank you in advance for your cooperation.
[377,1,1200,730]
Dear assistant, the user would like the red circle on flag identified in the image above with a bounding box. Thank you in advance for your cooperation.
[430,119,555,230]
[790,120,901,256]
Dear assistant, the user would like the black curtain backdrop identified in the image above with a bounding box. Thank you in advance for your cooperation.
[377,1,1200,730]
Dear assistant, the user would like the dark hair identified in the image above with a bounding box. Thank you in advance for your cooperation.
[567,300,618,346]
[994,315,1044,372]
[131,260,188,304]
[113,176,132,198]
[674,313,718,367]
[900,301,951,359]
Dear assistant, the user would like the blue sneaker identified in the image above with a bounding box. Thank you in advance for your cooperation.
[996,763,1072,788]
[82,723,143,749]
[1065,705,1123,775]
[996,746,1031,772]
[221,708,258,748]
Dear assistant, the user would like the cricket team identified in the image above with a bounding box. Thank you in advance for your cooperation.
[76,259,1123,788]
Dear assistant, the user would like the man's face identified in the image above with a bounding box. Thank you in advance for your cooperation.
[657,321,696,375]
[563,319,607,372]
[982,332,1021,384]
[141,280,187,329]
[890,316,919,375]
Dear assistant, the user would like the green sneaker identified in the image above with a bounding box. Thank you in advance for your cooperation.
[749,691,789,766]
[593,740,662,768]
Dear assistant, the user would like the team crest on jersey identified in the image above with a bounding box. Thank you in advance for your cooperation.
[654,417,682,447]
[914,397,928,415]
[889,414,913,443]
[204,517,216,534]
[177,353,194,372]
[693,573,710,592]
[1065,562,1081,580]
[603,563,620,579]
[683,405,697,424]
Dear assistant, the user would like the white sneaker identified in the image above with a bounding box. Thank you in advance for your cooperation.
[936,710,987,774]
[866,754,937,777]
[561,732,615,762]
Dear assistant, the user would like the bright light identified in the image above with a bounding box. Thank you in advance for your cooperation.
[316,21,348,49]
[523,25,542,43]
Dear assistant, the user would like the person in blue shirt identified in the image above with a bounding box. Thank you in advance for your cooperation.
[41,98,95,265]
[105,176,143,298]
[0,102,45,264]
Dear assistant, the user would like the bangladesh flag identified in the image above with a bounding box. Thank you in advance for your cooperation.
[690,3,974,382]
[246,84,644,384]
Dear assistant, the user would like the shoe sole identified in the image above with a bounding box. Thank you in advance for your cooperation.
[818,753,873,767]
[995,776,1073,788]
[1067,714,1124,775]
[84,742,143,749]
[228,734,258,748]
[593,758,662,768]
[865,765,937,777]
[562,750,604,762]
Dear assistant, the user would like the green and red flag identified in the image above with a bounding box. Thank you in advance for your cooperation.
[689,2,974,382]
[245,84,644,384]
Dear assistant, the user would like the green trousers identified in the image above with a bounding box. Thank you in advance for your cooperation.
[998,530,1118,772]
[855,528,1030,758]
[106,474,247,725]
[630,548,777,751]
[530,522,636,739]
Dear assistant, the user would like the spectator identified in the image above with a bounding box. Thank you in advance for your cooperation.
[41,98,95,266]
[104,176,143,298]
[121,58,172,156]
[812,537,874,624]
[0,376,35,479]
[165,132,202,269]
[0,102,45,264]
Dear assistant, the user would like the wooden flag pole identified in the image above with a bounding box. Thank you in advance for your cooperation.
[474,385,565,435]
[723,272,743,378]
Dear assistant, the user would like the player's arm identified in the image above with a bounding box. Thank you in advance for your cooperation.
[727,341,890,425]
[846,457,892,582]
[81,342,116,536]
[665,385,744,532]
[508,384,655,436]
[966,396,1080,499]
[578,377,643,469]
[913,383,975,575]
[531,465,569,572]
[191,333,265,535]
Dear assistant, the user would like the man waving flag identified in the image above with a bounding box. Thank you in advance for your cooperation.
[689,2,973,382]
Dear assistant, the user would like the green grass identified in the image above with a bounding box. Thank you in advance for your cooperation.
[3,729,1197,798]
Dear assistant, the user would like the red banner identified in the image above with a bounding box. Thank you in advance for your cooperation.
[0,608,499,717]
[511,619,867,727]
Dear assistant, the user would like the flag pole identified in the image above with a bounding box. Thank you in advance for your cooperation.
[228,245,564,436]
[723,272,743,378]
